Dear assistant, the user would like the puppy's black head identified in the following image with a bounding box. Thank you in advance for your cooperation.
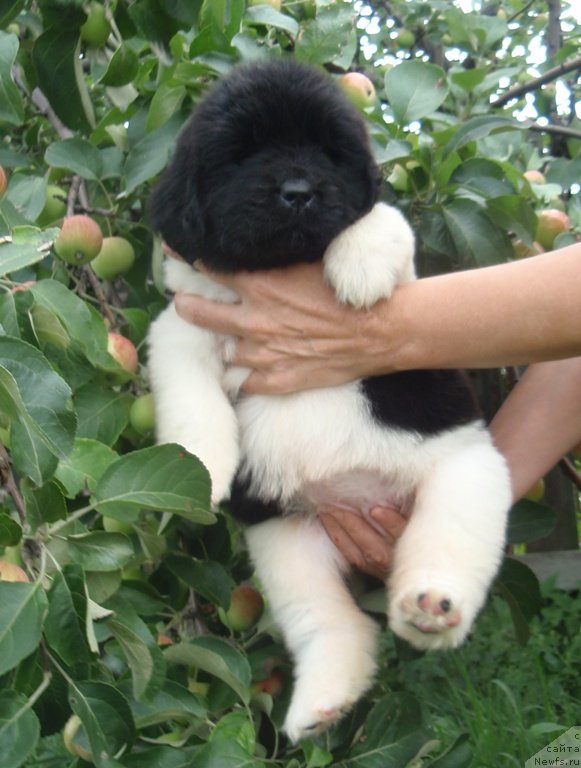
[150,58,381,272]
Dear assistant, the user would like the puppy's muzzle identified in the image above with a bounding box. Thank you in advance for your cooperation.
[279,178,314,212]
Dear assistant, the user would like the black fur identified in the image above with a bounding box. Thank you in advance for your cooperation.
[150,58,382,271]
[150,59,482,523]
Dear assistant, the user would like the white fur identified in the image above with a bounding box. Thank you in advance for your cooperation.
[148,202,512,741]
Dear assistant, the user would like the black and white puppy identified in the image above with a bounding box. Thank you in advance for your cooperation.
[148,58,511,742]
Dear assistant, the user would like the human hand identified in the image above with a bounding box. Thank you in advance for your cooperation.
[319,506,407,581]
[174,261,402,395]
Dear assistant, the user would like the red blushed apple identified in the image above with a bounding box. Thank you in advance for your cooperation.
[107,332,138,373]
[0,165,7,198]
[512,239,545,259]
[535,208,571,250]
[0,559,29,582]
[218,583,265,632]
[251,669,284,698]
[339,72,377,110]
[54,215,103,265]
[523,169,546,184]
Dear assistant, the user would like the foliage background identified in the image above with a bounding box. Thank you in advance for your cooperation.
[0,0,579,766]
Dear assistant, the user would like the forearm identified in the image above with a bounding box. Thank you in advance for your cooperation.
[387,244,581,373]
[489,357,581,501]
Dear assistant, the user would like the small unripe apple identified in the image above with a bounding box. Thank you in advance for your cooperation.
[523,169,546,184]
[80,2,111,47]
[107,332,138,373]
[339,72,377,110]
[36,185,67,227]
[54,215,103,265]
[535,209,572,250]
[524,477,545,502]
[91,236,136,279]
[512,239,544,259]
[218,583,264,632]
[129,393,156,434]
[0,559,29,582]
[0,165,7,198]
[102,515,133,534]
[393,29,415,49]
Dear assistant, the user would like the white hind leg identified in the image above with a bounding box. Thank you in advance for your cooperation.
[388,425,511,650]
[246,516,378,743]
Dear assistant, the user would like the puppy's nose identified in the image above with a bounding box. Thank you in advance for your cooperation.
[279,179,314,210]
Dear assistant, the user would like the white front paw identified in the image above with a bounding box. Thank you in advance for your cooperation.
[324,239,399,309]
[323,202,415,309]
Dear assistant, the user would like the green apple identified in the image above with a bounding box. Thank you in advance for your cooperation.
[36,185,67,227]
[218,583,264,632]
[80,2,111,47]
[339,72,377,110]
[535,208,571,250]
[129,393,156,434]
[91,236,136,279]
[54,215,103,265]
[393,29,415,49]
[102,515,134,534]
[0,559,29,582]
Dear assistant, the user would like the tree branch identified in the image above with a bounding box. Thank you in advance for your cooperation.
[0,443,26,526]
[527,121,581,140]
[492,55,581,108]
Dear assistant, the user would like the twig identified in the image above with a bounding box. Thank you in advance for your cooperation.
[492,55,581,107]
[0,442,26,526]
[559,456,581,492]
[527,122,581,140]
[83,266,118,329]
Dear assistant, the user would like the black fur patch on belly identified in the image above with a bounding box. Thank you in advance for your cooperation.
[361,370,480,436]
[228,472,284,524]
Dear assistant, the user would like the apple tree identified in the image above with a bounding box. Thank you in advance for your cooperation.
[0,0,579,766]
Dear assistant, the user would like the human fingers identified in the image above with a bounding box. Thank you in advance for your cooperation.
[175,292,248,336]
[320,508,395,580]
[370,506,408,540]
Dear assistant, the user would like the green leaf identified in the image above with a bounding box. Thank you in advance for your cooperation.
[164,636,252,704]
[0,512,21,547]
[0,1,25,28]
[295,4,357,67]
[100,43,139,87]
[428,733,473,767]
[385,61,448,124]
[145,82,186,133]
[93,444,214,525]
[44,565,93,666]
[123,680,206,728]
[0,337,76,484]
[74,385,131,446]
[494,557,542,644]
[106,596,166,700]
[0,227,60,276]
[450,158,515,199]
[165,554,235,609]
[444,116,522,154]
[0,31,24,125]
[68,681,135,767]
[506,500,558,545]
[55,438,119,498]
[66,532,135,572]
[0,581,48,676]
[123,114,184,194]
[244,5,299,36]
[44,138,103,181]
[0,691,41,768]
[486,194,538,243]
[32,27,95,133]
[21,478,67,533]
[441,198,513,267]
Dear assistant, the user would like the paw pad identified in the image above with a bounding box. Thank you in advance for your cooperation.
[400,589,462,634]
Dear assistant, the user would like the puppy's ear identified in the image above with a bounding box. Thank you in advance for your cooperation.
[149,147,202,264]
